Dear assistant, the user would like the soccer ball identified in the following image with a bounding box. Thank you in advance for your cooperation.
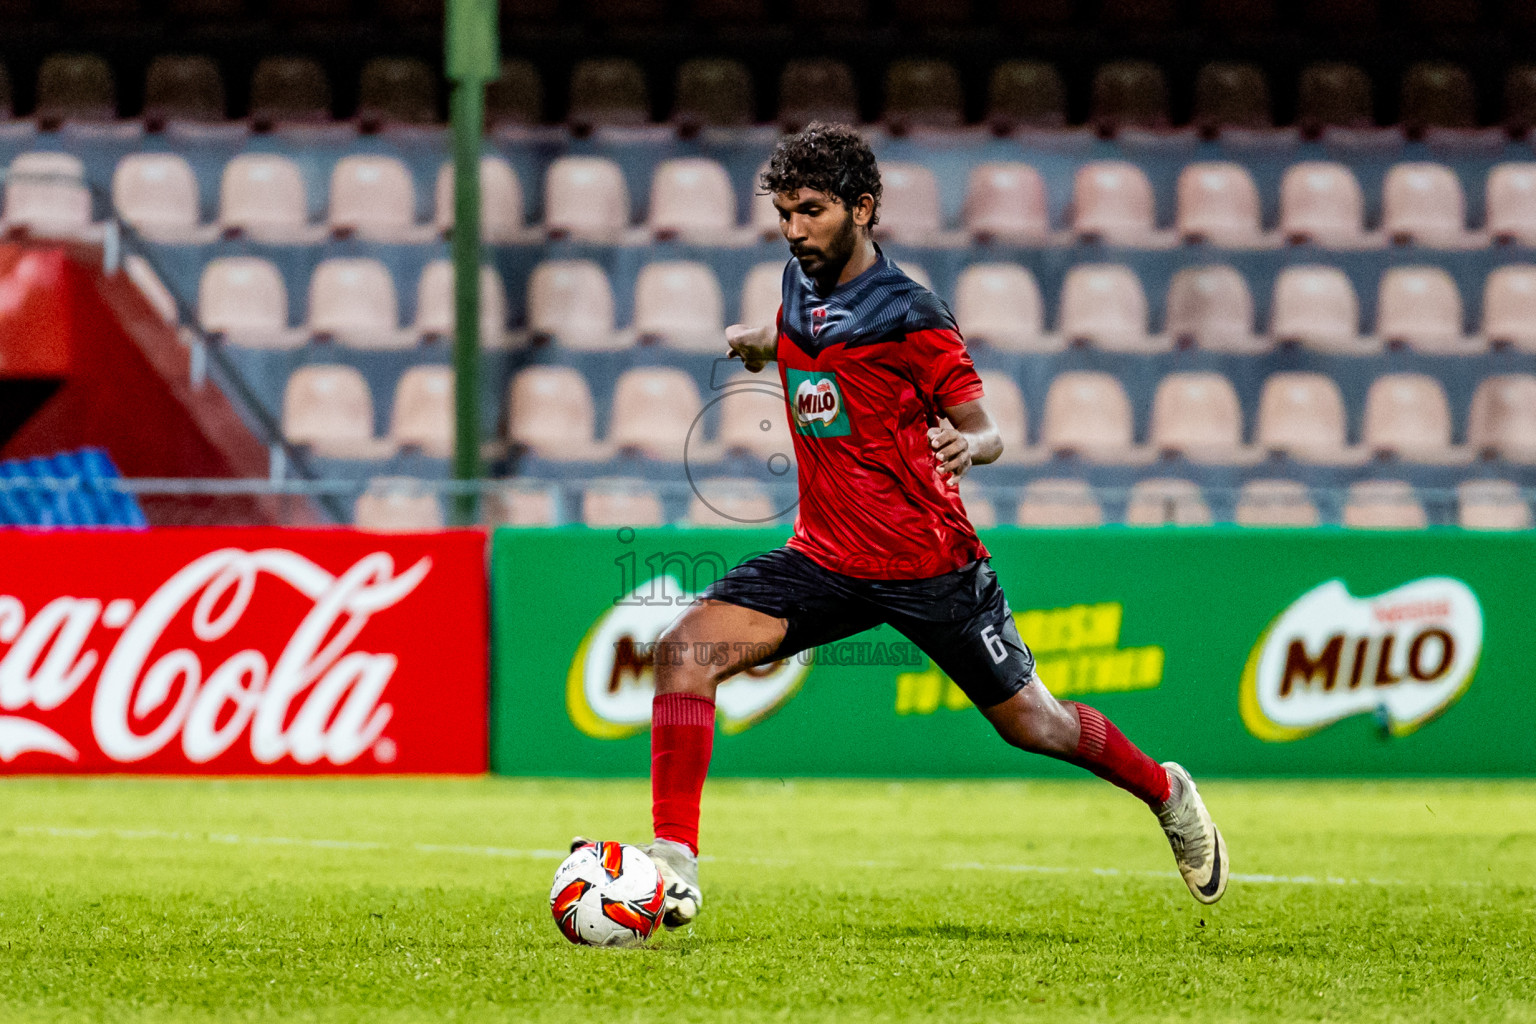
[549,840,666,947]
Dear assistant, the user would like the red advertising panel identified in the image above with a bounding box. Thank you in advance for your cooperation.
[0,529,487,774]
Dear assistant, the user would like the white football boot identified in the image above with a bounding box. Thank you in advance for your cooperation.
[1155,762,1229,904]
[641,838,703,929]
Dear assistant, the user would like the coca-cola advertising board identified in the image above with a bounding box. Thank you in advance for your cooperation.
[0,529,487,774]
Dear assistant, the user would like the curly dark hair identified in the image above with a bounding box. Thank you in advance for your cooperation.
[759,122,882,226]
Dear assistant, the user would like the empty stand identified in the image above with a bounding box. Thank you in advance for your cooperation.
[632,261,724,351]
[1177,163,1263,246]
[977,371,1027,457]
[388,367,453,458]
[282,365,390,458]
[1468,375,1536,461]
[543,157,629,240]
[1485,164,1536,244]
[1018,478,1104,527]
[1270,267,1364,353]
[874,162,941,243]
[249,56,332,128]
[954,264,1050,352]
[1382,164,1468,247]
[686,478,776,527]
[143,55,225,128]
[357,57,439,129]
[1297,62,1374,134]
[1236,479,1320,526]
[1126,478,1213,526]
[884,59,963,132]
[434,157,524,242]
[583,479,664,527]
[1343,480,1428,529]
[778,59,857,128]
[1040,372,1137,462]
[739,262,783,328]
[1148,372,1248,463]
[648,158,737,241]
[1090,61,1169,135]
[1401,61,1476,136]
[986,61,1066,132]
[1458,479,1532,530]
[112,154,200,239]
[1361,373,1459,463]
[413,261,508,346]
[486,59,544,129]
[963,163,1049,243]
[717,373,793,458]
[35,52,115,126]
[1164,266,1264,353]
[527,260,618,349]
[328,155,419,241]
[568,59,649,131]
[1255,372,1355,463]
[1072,162,1156,245]
[1059,265,1160,353]
[4,152,92,237]
[1279,163,1366,246]
[507,366,602,459]
[483,483,560,527]
[218,154,313,241]
[1375,267,1476,353]
[354,481,445,530]
[307,258,406,348]
[1192,62,1271,135]
[198,257,299,348]
[607,367,702,459]
[1482,266,1536,350]
[673,59,753,131]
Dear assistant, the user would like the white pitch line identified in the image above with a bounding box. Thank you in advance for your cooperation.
[8,826,1486,889]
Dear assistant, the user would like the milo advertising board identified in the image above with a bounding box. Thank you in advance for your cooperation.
[491,528,1536,777]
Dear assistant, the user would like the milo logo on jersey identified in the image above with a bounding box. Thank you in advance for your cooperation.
[1240,577,1483,742]
[785,368,851,438]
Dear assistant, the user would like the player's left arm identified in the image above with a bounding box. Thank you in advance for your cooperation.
[929,399,1002,480]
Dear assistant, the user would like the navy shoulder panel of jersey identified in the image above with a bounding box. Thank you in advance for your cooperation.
[780,252,957,355]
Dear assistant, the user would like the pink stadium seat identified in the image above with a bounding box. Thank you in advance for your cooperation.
[507,365,603,459]
[977,371,1028,456]
[1148,372,1248,463]
[112,153,200,238]
[307,258,406,349]
[217,154,312,240]
[1175,162,1263,246]
[1164,265,1265,353]
[875,162,942,242]
[583,479,665,527]
[633,261,724,351]
[4,152,91,237]
[1361,373,1458,462]
[1343,480,1428,529]
[526,260,618,350]
[1235,479,1320,527]
[954,264,1050,352]
[1071,162,1156,244]
[1468,375,1536,461]
[328,155,418,241]
[198,257,300,349]
[717,371,794,458]
[1458,479,1532,530]
[1376,267,1473,353]
[1269,267,1363,352]
[1482,266,1536,350]
[1125,478,1212,526]
[648,157,737,241]
[386,367,453,458]
[1017,478,1104,527]
[282,365,392,459]
[739,262,784,328]
[1382,163,1467,246]
[483,484,560,527]
[1040,372,1137,462]
[355,481,445,531]
[1485,163,1536,245]
[434,157,524,242]
[543,156,629,240]
[1059,265,1159,352]
[607,367,704,460]
[412,261,508,346]
[686,478,776,527]
[1255,372,1354,463]
[963,162,1049,242]
[1278,162,1366,246]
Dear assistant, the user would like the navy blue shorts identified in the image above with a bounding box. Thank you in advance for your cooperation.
[701,546,1036,709]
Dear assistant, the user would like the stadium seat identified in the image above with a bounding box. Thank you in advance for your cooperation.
[1376,267,1475,353]
[328,155,419,240]
[357,57,439,129]
[111,153,201,239]
[1401,61,1476,135]
[632,261,724,351]
[1468,375,1536,461]
[874,162,942,243]
[778,59,857,128]
[1343,480,1428,529]
[35,53,115,126]
[1176,162,1263,246]
[354,481,445,531]
[1381,164,1468,246]
[1482,266,1536,350]
[568,58,649,131]
[1164,265,1265,353]
[583,479,665,527]
[198,257,300,348]
[647,158,737,241]
[142,55,224,128]
[412,261,508,346]
[1278,163,1367,246]
[962,163,1050,242]
[1485,164,1536,244]
[959,482,997,528]
[1235,479,1320,526]
[486,58,543,129]
[1255,372,1354,463]
[1361,373,1459,462]
[607,367,703,460]
[434,157,523,242]
[1059,265,1160,353]
[1269,267,1364,352]
[1297,62,1374,134]
[1071,162,1157,244]
[507,365,603,459]
[884,59,964,132]
[3,152,92,237]
[672,58,753,130]
[953,264,1051,352]
[249,56,332,128]
[1126,478,1213,526]
[217,154,314,241]
[1504,65,1536,137]
[686,478,776,527]
[717,372,793,458]
[282,365,391,458]
[307,258,406,348]
[1017,478,1104,527]
[739,262,784,328]
[543,156,629,241]
[1148,372,1248,463]
[1192,62,1271,135]
[986,61,1066,132]
[1458,479,1531,530]
[1040,372,1138,462]
[526,259,618,349]
[388,367,453,457]
[1090,61,1170,135]
[483,483,561,527]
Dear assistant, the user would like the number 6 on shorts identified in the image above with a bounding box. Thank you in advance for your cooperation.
[980,624,1007,664]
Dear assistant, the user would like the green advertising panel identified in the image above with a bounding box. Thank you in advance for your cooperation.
[491,527,1536,777]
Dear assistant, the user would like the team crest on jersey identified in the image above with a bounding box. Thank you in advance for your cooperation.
[810,306,829,337]
[784,368,851,437]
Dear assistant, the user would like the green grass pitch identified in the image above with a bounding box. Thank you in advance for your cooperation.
[0,777,1532,1024]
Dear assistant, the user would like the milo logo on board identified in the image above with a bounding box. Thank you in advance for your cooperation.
[1240,577,1482,741]
[785,368,850,438]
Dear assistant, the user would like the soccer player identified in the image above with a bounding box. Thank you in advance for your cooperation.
[628,124,1228,926]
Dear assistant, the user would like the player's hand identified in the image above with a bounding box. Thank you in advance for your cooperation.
[928,424,972,480]
[726,324,776,373]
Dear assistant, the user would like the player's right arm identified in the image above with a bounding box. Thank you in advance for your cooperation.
[725,323,778,373]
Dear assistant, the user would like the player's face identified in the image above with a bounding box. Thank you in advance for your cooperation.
[773,188,861,278]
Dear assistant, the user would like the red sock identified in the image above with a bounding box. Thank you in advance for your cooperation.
[1064,702,1171,808]
[651,692,715,855]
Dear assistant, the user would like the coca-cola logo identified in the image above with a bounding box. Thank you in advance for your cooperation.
[0,548,431,767]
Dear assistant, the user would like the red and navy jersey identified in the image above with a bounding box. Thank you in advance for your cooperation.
[774,248,988,580]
